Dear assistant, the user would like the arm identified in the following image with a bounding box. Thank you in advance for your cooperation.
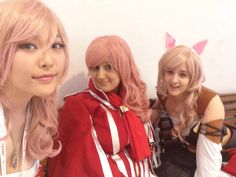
[47,95,105,177]
[195,95,225,177]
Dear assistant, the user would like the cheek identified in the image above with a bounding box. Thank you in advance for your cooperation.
[115,78,121,87]
[114,74,121,83]
[164,74,169,82]
[11,62,29,78]
[183,78,190,86]
[57,55,66,73]
[89,71,96,80]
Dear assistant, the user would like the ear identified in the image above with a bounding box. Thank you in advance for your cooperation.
[166,32,176,49]
[192,40,208,55]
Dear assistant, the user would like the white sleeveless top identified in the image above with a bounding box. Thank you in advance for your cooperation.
[0,160,39,177]
[0,104,39,177]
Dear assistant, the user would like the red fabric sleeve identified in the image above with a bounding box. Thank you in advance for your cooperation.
[47,95,105,177]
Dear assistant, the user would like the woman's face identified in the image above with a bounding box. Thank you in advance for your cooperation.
[164,62,190,98]
[89,60,121,93]
[3,27,66,99]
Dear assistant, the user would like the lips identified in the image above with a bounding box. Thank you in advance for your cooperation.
[97,80,110,85]
[169,84,179,89]
[32,74,57,81]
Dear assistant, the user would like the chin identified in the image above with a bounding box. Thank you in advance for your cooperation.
[168,91,181,97]
[35,87,57,97]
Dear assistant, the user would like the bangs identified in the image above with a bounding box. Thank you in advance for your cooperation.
[165,53,187,70]
[6,0,58,46]
[86,42,111,68]
[86,35,129,72]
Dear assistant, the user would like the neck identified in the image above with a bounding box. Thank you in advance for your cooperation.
[9,99,30,119]
[2,80,32,111]
[4,94,31,126]
[2,84,32,118]
[169,93,188,103]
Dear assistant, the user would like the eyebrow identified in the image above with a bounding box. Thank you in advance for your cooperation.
[166,67,188,73]
[56,34,61,38]
[55,34,63,40]
[166,67,174,70]
[179,70,188,73]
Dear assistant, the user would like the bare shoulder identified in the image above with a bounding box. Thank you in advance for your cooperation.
[201,94,225,123]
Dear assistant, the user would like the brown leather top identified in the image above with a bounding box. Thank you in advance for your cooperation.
[157,86,217,116]
[196,86,217,116]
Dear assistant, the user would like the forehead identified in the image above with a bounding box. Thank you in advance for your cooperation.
[90,58,111,67]
[97,59,111,64]
[28,27,61,44]
[167,62,188,72]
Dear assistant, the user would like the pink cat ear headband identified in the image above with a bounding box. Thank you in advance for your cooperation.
[166,32,208,55]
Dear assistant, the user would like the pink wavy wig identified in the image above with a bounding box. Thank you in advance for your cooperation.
[157,45,205,138]
[85,35,150,122]
[0,0,69,160]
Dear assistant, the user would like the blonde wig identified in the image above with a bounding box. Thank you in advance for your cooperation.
[157,45,205,138]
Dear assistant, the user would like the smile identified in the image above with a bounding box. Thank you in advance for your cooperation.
[169,84,179,88]
[32,74,57,81]
[98,81,110,85]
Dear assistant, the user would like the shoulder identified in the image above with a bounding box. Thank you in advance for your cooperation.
[196,86,218,114]
[60,91,90,113]
[59,92,93,124]
[63,90,91,104]
[199,88,225,123]
[62,90,101,113]
[198,86,218,103]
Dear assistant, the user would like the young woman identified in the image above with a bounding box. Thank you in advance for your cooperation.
[153,45,236,177]
[0,0,68,176]
[47,35,156,177]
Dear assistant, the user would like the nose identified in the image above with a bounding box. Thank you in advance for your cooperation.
[97,68,106,79]
[171,74,179,83]
[39,50,53,70]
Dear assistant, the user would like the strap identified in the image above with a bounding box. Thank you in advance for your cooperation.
[198,119,226,143]
[158,111,173,140]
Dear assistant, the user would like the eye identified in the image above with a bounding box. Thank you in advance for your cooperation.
[90,65,100,72]
[165,69,174,75]
[18,43,37,50]
[179,72,188,78]
[52,43,65,49]
[104,64,112,71]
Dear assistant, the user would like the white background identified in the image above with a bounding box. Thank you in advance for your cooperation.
[42,0,236,102]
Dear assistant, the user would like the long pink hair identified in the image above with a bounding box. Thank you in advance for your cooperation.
[0,0,69,160]
[157,45,205,138]
[85,35,150,122]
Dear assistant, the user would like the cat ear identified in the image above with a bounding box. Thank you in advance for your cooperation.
[192,40,208,55]
[166,32,176,49]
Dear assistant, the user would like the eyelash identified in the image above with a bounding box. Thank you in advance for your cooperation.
[90,64,113,72]
[166,70,188,78]
[179,73,187,77]
[104,64,112,70]
[52,43,65,49]
[166,70,174,74]
[18,42,65,50]
[18,43,37,50]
